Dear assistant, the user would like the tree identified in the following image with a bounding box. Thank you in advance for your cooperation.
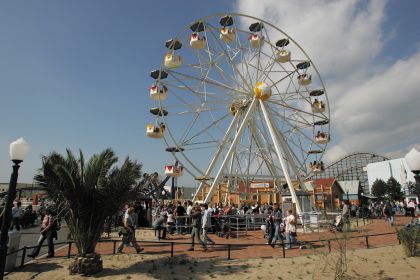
[34,148,141,275]
[407,181,417,195]
[371,179,387,198]
[386,177,404,201]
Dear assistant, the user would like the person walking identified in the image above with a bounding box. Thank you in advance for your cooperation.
[270,204,283,248]
[10,201,22,231]
[187,206,207,251]
[186,201,193,234]
[201,203,215,248]
[117,207,144,254]
[284,210,296,249]
[175,201,186,234]
[28,208,57,258]
[384,201,394,226]
[341,201,350,231]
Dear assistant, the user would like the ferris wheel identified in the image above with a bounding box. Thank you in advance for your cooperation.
[146,14,330,215]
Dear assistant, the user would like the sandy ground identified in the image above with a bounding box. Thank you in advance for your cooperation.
[4,244,419,280]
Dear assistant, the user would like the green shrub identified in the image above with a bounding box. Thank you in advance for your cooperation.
[397,226,420,257]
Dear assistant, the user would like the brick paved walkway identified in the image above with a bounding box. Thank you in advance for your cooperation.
[54,216,412,260]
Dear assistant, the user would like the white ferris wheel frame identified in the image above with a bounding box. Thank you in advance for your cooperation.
[151,13,330,216]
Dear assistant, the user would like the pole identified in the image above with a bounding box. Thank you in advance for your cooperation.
[171,177,175,200]
[0,160,21,279]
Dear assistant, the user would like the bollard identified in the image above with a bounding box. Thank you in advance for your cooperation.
[327,240,331,252]
[282,245,286,258]
[113,240,117,254]
[171,242,174,257]
[356,219,359,227]
[227,244,231,260]
[20,246,27,267]
[67,242,72,258]
[365,236,369,248]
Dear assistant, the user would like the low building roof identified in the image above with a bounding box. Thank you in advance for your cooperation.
[338,180,360,195]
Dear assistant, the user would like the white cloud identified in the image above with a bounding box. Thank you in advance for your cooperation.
[236,0,420,163]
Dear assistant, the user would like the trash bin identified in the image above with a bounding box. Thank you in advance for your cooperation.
[5,231,21,272]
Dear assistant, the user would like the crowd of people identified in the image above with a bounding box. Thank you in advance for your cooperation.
[0,201,39,231]
[116,200,301,252]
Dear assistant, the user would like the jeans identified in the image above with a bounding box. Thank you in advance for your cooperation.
[190,227,205,249]
[202,228,214,246]
[176,217,184,233]
[387,215,394,225]
[271,223,283,246]
[285,232,295,249]
[30,230,54,257]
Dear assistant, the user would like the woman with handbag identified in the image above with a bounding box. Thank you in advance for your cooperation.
[117,207,144,254]
[284,209,296,249]
[28,208,56,258]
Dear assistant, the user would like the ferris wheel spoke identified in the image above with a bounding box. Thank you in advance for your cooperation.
[250,122,282,182]
[268,111,325,151]
[180,112,200,143]
[266,99,314,118]
[168,69,248,96]
[205,23,254,92]
[181,112,230,146]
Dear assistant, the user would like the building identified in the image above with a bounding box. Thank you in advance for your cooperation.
[338,180,362,205]
[366,158,414,195]
[310,152,389,195]
[312,178,344,211]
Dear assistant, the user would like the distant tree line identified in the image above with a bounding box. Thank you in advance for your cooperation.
[371,177,406,200]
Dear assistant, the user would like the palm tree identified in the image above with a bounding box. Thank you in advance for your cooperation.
[34,148,141,275]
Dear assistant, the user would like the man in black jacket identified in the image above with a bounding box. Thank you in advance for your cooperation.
[175,201,186,234]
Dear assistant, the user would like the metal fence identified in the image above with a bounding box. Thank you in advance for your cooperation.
[6,229,397,274]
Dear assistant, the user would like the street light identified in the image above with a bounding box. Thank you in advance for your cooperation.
[405,148,420,202]
[0,138,30,278]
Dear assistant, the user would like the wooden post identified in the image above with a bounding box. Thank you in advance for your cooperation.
[20,247,27,267]
[67,242,72,258]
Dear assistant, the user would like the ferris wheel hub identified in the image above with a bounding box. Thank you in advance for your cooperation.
[254,82,272,101]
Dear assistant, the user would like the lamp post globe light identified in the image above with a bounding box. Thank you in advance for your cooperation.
[0,138,30,278]
[405,148,420,202]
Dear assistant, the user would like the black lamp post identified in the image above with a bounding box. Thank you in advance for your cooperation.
[405,148,420,202]
[0,138,30,278]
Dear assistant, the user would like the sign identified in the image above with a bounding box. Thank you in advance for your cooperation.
[249,182,270,188]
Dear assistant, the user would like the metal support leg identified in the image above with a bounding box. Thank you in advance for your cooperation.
[204,98,257,203]
[259,100,302,216]
[193,110,241,202]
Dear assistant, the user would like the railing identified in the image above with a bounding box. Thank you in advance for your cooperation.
[7,230,398,272]
[142,213,371,237]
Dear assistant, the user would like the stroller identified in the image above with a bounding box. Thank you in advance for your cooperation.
[330,215,344,232]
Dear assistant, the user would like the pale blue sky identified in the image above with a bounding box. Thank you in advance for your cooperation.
[1,1,419,187]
